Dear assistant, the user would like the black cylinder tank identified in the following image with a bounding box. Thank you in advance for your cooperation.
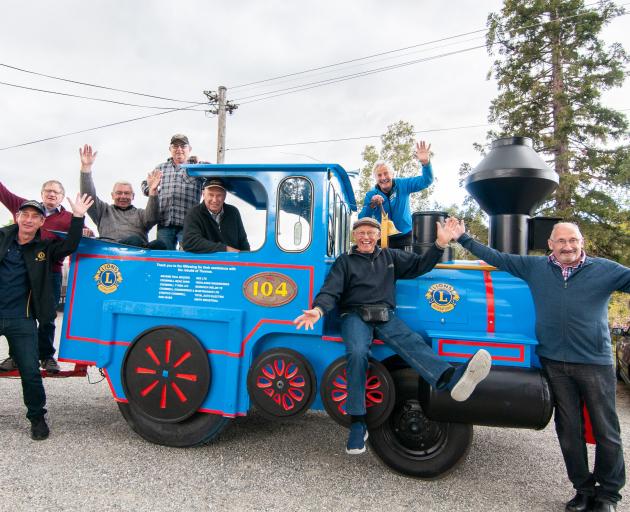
[464,137,559,254]
[411,211,451,262]
[419,366,553,429]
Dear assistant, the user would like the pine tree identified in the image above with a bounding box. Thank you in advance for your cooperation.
[485,0,629,264]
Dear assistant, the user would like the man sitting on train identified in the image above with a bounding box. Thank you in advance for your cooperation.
[79,144,166,249]
[182,177,250,253]
[293,217,491,456]
[358,140,433,248]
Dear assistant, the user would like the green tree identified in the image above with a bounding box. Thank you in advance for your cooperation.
[357,121,434,213]
[483,0,629,264]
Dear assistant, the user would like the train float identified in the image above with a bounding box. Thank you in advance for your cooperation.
[27,137,565,478]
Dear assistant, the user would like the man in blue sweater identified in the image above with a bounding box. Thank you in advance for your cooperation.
[358,140,433,247]
[452,219,629,512]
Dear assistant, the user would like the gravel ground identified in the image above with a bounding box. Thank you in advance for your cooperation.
[1,325,629,512]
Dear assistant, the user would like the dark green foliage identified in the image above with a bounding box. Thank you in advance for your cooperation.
[482,0,629,264]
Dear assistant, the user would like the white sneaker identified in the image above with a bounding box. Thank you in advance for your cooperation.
[450,349,492,402]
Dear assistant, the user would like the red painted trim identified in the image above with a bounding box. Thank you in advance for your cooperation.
[197,408,247,418]
[438,339,525,363]
[57,357,96,366]
[483,270,496,333]
[206,318,295,357]
[65,335,131,346]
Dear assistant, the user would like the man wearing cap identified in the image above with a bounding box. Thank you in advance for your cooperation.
[0,193,93,440]
[182,178,250,253]
[0,178,91,373]
[293,217,491,456]
[79,144,165,248]
[142,134,206,250]
[358,140,434,247]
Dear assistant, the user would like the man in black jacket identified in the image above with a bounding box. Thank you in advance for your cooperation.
[0,194,93,440]
[182,178,250,253]
[294,217,491,455]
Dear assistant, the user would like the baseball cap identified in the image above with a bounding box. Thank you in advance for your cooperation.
[18,200,45,216]
[352,218,380,231]
[202,177,227,191]
[170,134,190,145]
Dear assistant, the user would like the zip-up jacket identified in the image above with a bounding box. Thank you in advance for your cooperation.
[358,162,433,235]
[312,243,444,314]
[0,216,84,323]
[182,202,250,253]
[458,233,630,365]
[0,181,72,273]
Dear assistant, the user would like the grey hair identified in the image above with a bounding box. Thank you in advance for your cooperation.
[372,160,394,179]
[549,222,582,240]
[112,180,134,193]
[41,180,65,196]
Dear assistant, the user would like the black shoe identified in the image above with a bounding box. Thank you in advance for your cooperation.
[41,357,60,374]
[30,416,50,441]
[565,493,593,512]
[592,500,616,512]
[0,356,17,371]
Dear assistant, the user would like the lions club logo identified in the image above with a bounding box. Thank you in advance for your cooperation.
[425,283,460,313]
[35,251,46,262]
[94,263,123,294]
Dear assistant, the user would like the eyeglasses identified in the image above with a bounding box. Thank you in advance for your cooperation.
[550,238,582,245]
[42,188,63,195]
[171,143,189,149]
[354,230,380,238]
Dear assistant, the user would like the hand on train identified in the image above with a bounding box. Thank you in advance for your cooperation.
[293,309,321,330]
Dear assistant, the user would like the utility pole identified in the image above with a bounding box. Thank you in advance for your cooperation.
[204,87,238,164]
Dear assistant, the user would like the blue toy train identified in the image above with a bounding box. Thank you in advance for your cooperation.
[57,137,558,478]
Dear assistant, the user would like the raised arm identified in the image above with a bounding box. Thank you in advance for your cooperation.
[78,144,107,224]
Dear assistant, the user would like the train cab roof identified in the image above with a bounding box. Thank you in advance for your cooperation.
[184,163,357,211]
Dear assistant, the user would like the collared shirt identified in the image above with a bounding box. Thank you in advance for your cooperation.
[548,251,586,280]
[208,208,224,227]
[143,157,203,228]
[45,206,60,217]
[0,237,30,318]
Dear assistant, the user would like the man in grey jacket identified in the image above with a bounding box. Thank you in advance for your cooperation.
[451,219,629,512]
[79,145,165,248]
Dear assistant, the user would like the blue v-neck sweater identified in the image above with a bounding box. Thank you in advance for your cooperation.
[458,234,630,365]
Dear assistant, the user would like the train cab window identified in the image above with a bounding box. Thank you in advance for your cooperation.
[222,177,267,251]
[276,177,313,252]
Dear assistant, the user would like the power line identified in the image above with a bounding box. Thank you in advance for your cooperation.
[0,103,212,151]
[227,124,492,151]
[0,80,205,110]
[0,62,200,104]
[234,45,486,105]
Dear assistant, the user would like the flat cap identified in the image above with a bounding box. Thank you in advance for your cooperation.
[352,217,380,231]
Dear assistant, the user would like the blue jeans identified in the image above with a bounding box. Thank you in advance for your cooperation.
[340,312,452,416]
[37,271,61,360]
[541,358,625,503]
[156,225,183,250]
[0,317,47,420]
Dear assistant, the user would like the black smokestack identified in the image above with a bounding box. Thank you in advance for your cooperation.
[464,137,559,254]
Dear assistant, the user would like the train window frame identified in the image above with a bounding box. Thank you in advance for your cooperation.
[221,176,268,253]
[327,182,337,257]
[275,176,314,253]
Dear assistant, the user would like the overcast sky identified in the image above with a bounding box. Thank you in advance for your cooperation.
[1,0,628,231]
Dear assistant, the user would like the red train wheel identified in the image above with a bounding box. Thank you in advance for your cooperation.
[122,326,211,423]
[247,348,316,419]
[320,356,395,428]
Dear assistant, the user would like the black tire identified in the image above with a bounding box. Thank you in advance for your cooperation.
[119,326,229,447]
[118,402,230,447]
[247,347,316,420]
[369,368,473,479]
